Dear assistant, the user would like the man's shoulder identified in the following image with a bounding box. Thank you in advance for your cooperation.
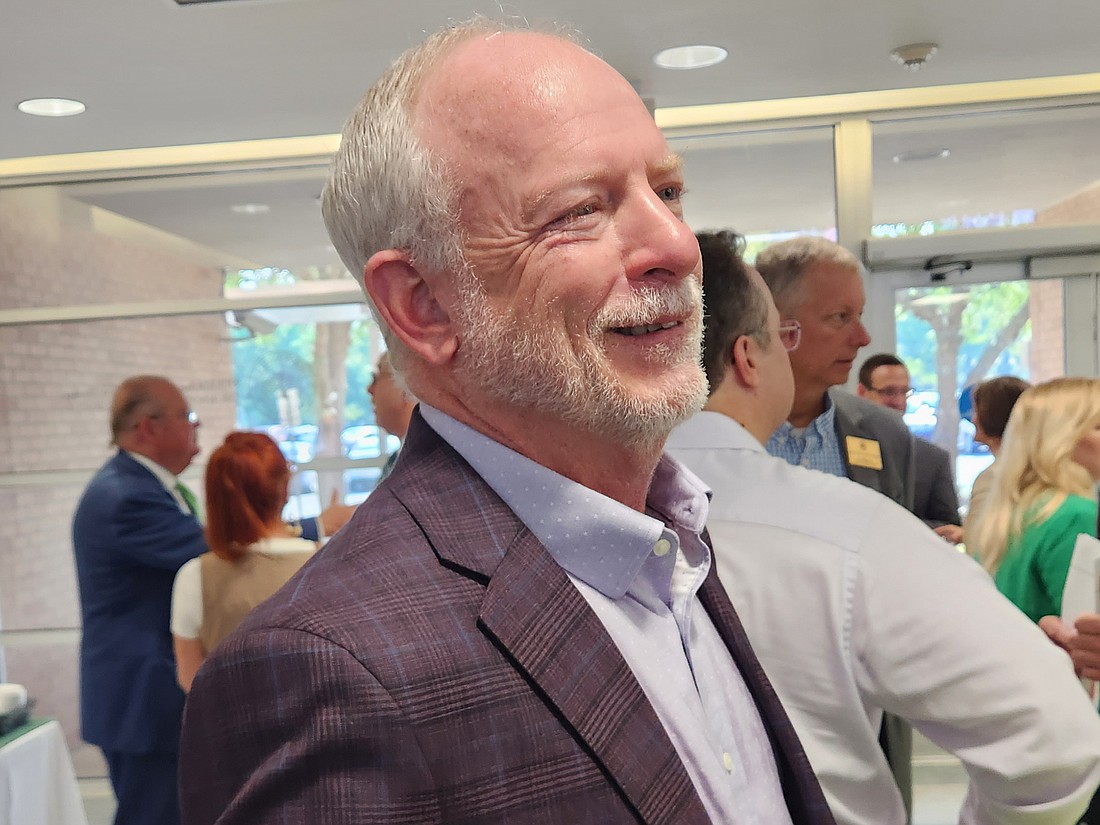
[677,427,893,546]
[913,436,951,466]
[76,452,152,510]
[830,389,911,441]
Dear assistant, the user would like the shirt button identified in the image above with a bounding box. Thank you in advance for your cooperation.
[653,538,671,557]
[722,752,734,773]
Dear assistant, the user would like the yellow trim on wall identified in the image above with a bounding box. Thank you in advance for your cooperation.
[2,73,1100,185]
[655,72,1100,130]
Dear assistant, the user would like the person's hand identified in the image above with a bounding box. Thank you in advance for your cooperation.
[933,524,964,544]
[1071,613,1100,681]
[319,489,357,536]
[1039,615,1074,656]
[1039,613,1100,680]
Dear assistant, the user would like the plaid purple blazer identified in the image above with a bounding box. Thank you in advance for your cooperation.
[179,412,834,825]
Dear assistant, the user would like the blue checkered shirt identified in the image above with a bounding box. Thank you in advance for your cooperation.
[766,397,847,478]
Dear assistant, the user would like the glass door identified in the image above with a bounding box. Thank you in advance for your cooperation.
[866,255,1100,511]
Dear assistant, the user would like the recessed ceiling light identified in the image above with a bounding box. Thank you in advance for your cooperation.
[17,97,86,117]
[892,148,951,163]
[231,203,270,215]
[654,45,728,70]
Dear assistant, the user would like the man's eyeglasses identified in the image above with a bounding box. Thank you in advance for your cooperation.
[868,386,913,400]
[148,410,201,426]
[777,320,801,352]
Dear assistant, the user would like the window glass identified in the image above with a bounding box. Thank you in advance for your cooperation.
[674,126,837,260]
[895,278,1064,509]
[873,105,1100,238]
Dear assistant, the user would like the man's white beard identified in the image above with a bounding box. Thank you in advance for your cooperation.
[452,276,708,448]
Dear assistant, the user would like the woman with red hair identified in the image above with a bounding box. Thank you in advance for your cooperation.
[170,432,316,691]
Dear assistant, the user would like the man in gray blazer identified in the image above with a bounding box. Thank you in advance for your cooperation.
[756,237,917,818]
[856,353,962,540]
[178,20,834,825]
[756,238,915,511]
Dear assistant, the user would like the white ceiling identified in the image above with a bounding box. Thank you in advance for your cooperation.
[6,0,1100,275]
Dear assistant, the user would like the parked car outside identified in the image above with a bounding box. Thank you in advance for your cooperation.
[903,392,985,454]
[340,424,400,460]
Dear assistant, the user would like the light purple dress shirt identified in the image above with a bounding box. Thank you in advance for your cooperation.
[421,405,792,825]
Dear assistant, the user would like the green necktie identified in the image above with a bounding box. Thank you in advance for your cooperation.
[175,481,201,521]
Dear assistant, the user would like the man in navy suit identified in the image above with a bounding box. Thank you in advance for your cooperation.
[73,376,353,825]
[73,375,205,825]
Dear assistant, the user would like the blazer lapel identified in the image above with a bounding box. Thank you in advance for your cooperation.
[831,394,884,494]
[479,532,709,825]
[389,414,709,824]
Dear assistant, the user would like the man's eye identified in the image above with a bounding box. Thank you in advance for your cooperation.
[550,203,598,228]
[658,185,684,202]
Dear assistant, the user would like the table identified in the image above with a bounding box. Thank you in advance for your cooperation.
[0,718,88,825]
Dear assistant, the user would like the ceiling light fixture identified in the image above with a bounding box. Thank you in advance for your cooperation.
[890,42,939,71]
[654,45,728,70]
[17,97,86,117]
[892,148,951,163]
[231,203,270,215]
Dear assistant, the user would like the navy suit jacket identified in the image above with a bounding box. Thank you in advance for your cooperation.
[72,450,205,754]
[72,450,321,755]
[179,413,834,825]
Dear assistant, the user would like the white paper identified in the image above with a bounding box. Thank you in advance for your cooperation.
[1062,533,1100,625]
[1062,533,1100,704]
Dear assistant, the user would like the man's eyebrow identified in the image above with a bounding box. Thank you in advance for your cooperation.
[520,154,684,224]
[521,171,604,224]
[651,153,684,178]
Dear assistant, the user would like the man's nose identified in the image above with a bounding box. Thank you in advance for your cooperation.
[621,189,699,285]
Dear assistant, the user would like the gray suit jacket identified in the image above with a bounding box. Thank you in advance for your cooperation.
[179,412,835,825]
[912,438,961,527]
[830,389,916,513]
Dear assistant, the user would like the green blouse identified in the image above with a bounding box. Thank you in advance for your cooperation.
[994,494,1098,623]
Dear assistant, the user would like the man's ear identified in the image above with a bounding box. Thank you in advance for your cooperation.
[363,250,458,366]
[855,383,869,399]
[729,335,760,389]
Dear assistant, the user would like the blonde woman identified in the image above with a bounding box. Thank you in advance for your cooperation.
[970,377,1100,623]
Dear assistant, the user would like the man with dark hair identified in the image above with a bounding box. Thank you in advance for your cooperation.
[179,22,832,825]
[667,231,1100,825]
[856,352,962,538]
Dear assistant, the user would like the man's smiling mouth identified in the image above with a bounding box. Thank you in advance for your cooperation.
[612,320,681,337]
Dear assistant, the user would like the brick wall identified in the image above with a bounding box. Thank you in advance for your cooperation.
[0,187,237,769]
[1030,183,1100,380]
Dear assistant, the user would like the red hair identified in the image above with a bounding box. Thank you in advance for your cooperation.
[204,432,289,561]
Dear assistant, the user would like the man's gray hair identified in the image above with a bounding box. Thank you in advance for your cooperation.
[755,236,862,315]
[321,17,562,372]
[110,375,172,445]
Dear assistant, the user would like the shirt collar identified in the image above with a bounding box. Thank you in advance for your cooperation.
[125,450,179,495]
[771,392,837,443]
[668,410,766,454]
[420,405,711,601]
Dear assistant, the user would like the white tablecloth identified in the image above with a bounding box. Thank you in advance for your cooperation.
[0,720,87,825]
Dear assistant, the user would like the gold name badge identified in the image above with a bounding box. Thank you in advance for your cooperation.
[846,436,883,470]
